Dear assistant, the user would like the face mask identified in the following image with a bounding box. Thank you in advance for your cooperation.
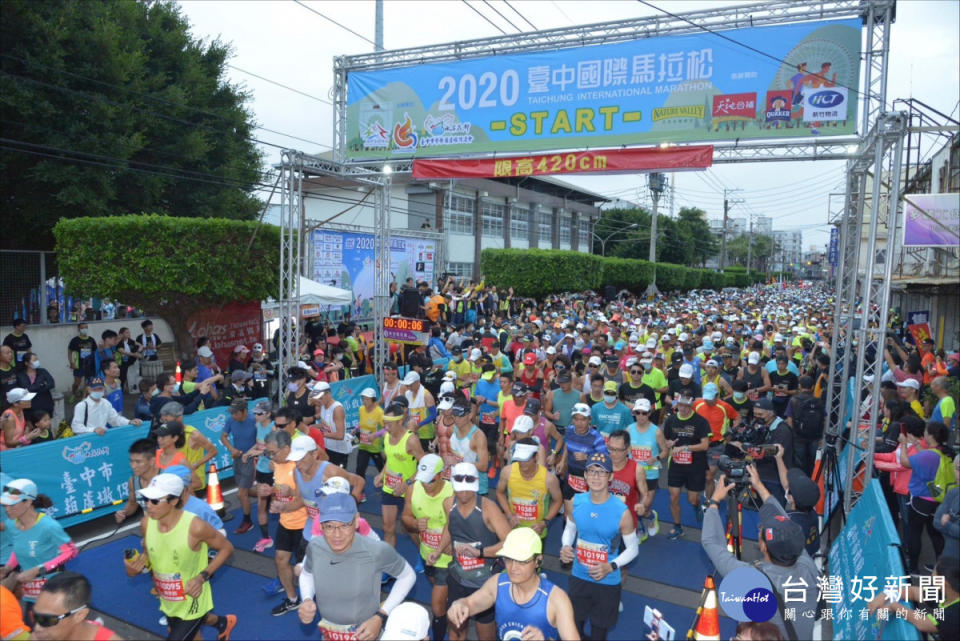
[643,362,652,371]
[79,330,88,337]
[29,360,39,369]
[150,388,160,397]
[603,392,617,403]
[454,355,462,362]
[170,383,181,394]
[733,392,746,402]
[89,391,104,400]
[287,382,300,393]
[336,354,344,361]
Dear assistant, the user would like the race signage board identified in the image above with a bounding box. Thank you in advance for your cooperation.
[345,19,861,160]
[902,193,960,247]
[383,316,430,345]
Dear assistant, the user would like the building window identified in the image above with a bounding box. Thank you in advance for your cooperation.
[444,194,475,234]
[579,218,592,250]
[537,209,552,243]
[446,262,473,277]
[559,212,572,243]
[481,201,505,238]
[511,208,528,238]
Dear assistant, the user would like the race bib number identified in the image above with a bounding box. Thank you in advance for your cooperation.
[455,542,485,571]
[672,449,692,464]
[304,500,319,521]
[481,411,497,425]
[576,539,609,565]
[421,528,443,550]
[747,389,759,401]
[21,578,46,599]
[384,471,403,492]
[511,498,539,521]
[631,446,652,463]
[271,493,292,513]
[318,619,358,641]
[152,572,186,601]
[567,474,588,493]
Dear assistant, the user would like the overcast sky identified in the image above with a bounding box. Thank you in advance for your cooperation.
[178,0,959,250]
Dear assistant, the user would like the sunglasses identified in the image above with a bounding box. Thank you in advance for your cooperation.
[630,369,643,374]
[34,605,88,628]
[632,411,650,416]
[2,485,28,498]
[263,450,279,459]
[452,474,478,484]
[145,495,177,505]
[274,421,289,427]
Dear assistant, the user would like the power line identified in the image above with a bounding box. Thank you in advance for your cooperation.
[503,0,538,30]
[292,0,377,47]
[0,57,332,150]
[227,64,332,105]
[462,1,508,34]
[636,0,868,101]
[549,1,575,25]
[0,68,332,151]
[481,0,523,32]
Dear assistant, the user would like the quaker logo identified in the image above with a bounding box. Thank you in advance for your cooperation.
[808,90,844,107]
[204,412,227,432]
[62,441,110,465]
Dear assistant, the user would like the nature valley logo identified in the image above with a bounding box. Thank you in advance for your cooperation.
[62,441,110,465]
[651,104,704,121]
[205,413,227,432]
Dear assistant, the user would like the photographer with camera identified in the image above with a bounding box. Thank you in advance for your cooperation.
[701,465,820,641]
[728,398,794,506]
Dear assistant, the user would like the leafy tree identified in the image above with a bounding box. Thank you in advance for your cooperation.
[727,233,780,272]
[1,0,264,250]
[677,207,719,267]
[54,215,280,357]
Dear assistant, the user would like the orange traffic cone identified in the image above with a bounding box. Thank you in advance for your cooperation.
[812,449,825,517]
[691,576,720,640]
[207,463,224,510]
[175,361,182,384]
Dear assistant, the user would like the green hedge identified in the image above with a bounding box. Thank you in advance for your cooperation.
[481,249,733,296]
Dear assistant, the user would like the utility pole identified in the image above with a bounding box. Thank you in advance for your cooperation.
[645,173,667,299]
[746,215,753,274]
[375,0,384,52]
[720,188,742,271]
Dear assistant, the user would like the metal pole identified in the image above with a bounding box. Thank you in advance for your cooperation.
[375,0,384,51]
[746,216,753,272]
[39,253,48,325]
[645,173,664,298]
[720,198,729,270]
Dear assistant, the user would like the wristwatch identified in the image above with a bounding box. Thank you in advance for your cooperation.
[199,570,211,582]
[609,561,619,571]
[704,499,721,509]
[375,611,389,625]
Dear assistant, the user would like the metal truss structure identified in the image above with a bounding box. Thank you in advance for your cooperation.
[282,1,900,515]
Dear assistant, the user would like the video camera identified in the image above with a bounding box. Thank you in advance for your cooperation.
[718,455,750,486]
[730,418,768,447]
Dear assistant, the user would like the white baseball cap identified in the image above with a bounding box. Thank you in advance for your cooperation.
[0,478,38,505]
[510,442,539,463]
[512,415,535,433]
[310,381,331,396]
[443,371,457,381]
[402,371,420,386]
[136,473,184,501]
[197,346,214,358]
[469,348,482,361]
[382,602,431,641]
[588,356,602,366]
[679,363,694,378]
[360,387,377,399]
[646,338,657,349]
[571,402,591,417]
[747,352,761,365]
[286,434,318,462]
[545,346,557,355]
[415,454,445,483]
[439,381,456,397]
[896,378,920,390]
[438,395,455,411]
[5,388,35,404]
[451,462,480,492]
[632,398,652,413]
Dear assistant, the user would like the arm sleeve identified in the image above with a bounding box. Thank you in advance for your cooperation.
[610,530,638,567]
[381,562,416,614]
[43,542,78,572]
[418,406,437,427]
[298,567,315,602]
[701,506,748,578]
[561,517,578,547]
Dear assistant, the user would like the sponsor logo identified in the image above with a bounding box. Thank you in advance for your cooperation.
[718,567,778,623]
[809,90,844,107]
[393,113,419,149]
[712,92,757,119]
[764,91,792,123]
[204,412,227,432]
[62,441,110,465]
[651,104,705,121]
[361,119,389,149]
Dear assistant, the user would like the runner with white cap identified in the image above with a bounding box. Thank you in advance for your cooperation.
[441,462,512,641]
[739,351,772,402]
[353,387,384,488]
[447,527,579,641]
[558,403,609,532]
[402,454,454,641]
[286,434,364,540]
[627,399,666,535]
[403,370,437,453]
[498,437,563,544]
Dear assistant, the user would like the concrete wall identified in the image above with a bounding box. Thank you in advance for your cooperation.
[0,317,174,395]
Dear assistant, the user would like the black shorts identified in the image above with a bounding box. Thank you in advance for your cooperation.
[255,470,274,485]
[381,489,406,508]
[667,463,707,492]
[275,523,305,555]
[424,563,448,586]
[568,576,620,630]
[165,612,208,641]
[447,574,495,623]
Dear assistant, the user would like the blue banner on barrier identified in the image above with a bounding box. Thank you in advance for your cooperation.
[0,375,380,528]
[829,480,920,641]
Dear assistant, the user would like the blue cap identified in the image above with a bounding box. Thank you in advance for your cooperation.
[614,341,625,350]
[703,383,719,400]
[165,465,192,485]
[585,451,613,473]
[88,377,105,388]
[702,340,714,351]
[318,492,357,523]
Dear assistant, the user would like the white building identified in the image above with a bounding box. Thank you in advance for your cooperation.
[271,164,607,281]
[754,216,773,234]
[772,230,804,272]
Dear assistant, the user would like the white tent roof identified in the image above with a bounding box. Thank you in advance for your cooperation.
[263,276,352,308]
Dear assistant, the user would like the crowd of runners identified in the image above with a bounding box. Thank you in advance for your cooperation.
[2,280,958,641]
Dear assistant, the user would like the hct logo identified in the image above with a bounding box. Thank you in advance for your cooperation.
[62,441,110,465]
[205,413,227,432]
[809,90,844,107]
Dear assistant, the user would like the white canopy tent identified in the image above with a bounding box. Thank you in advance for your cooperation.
[262,276,352,309]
